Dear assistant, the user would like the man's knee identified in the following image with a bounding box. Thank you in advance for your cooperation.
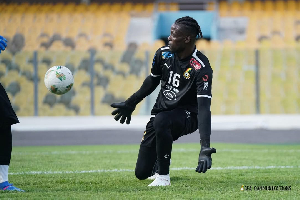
[135,167,150,180]
[153,112,172,132]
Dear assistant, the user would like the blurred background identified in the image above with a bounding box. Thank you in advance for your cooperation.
[0,0,299,117]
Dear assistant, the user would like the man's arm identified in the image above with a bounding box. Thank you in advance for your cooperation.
[197,97,211,147]
[111,74,160,124]
[111,48,163,124]
[127,74,161,106]
[195,95,216,173]
[195,69,216,173]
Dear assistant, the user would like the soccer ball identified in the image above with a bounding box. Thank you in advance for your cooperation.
[44,66,74,95]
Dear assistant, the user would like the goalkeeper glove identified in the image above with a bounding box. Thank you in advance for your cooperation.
[111,94,142,124]
[111,102,135,124]
[195,147,216,173]
[0,36,7,53]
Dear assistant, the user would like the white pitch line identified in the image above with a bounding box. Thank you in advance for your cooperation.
[9,165,300,176]
[12,149,300,155]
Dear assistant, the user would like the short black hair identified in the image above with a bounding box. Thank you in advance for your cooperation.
[175,16,203,39]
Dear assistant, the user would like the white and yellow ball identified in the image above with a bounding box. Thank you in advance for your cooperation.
[44,66,74,95]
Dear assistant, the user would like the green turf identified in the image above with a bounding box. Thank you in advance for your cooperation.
[1,143,300,199]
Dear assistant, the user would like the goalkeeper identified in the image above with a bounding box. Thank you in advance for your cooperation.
[111,16,216,186]
[0,35,24,192]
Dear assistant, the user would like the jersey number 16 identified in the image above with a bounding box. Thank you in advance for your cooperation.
[168,71,180,87]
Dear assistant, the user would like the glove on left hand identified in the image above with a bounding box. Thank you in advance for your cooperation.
[195,147,216,173]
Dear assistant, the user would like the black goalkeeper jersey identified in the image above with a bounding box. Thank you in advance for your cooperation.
[150,46,213,115]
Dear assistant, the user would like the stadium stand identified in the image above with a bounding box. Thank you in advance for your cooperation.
[0,0,300,116]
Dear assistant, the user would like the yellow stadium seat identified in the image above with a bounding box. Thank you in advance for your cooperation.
[138,42,151,51]
[63,108,76,116]
[287,0,296,11]
[0,63,6,74]
[239,99,256,114]
[17,106,34,116]
[283,81,297,99]
[122,2,133,12]
[196,39,209,51]
[281,98,297,114]
[271,35,285,48]
[275,0,285,12]
[94,85,105,102]
[95,103,112,115]
[223,99,238,115]
[94,63,104,73]
[2,71,20,86]
[48,40,66,51]
[14,92,30,108]
[206,2,215,11]
[230,1,242,16]
[219,1,229,11]
[133,3,145,12]
[145,3,154,12]
[253,0,263,11]
[219,7,228,17]
[169,3,179,11]
[209,40,221,50]
[264,1,274,12]
[158,2,167,11]
[51,103,68,116]
[211,96,223,115]
[268,100,282,114]
[241,1,252,11]
[38,104,52,116]
[152,40,166,50]
[74,71,90,87]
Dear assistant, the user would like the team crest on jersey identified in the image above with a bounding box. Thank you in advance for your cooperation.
[162,52,173,59]
[190,58,201,70]
[183,68,192,79]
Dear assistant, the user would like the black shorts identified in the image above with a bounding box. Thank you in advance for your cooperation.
[140,108,198,147]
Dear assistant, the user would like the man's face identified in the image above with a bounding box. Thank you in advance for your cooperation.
[168,23,188,53]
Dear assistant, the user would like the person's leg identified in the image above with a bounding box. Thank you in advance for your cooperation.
[153,109,190,175]
[0,125,24,192]
[0,125,12,183]
[135,117,157,180]
[148,109,198,186]
[135,145,157,180]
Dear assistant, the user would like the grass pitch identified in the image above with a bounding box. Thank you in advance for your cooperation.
[2,143,300,199]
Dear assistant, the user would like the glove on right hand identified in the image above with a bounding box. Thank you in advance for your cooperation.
[195,147,216,173]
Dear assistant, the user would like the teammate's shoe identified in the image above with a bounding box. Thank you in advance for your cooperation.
[148,174,171,186]
[0,181,25,192]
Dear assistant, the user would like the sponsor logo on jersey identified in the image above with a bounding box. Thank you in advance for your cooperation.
[202,75,208,81]
[203,82,209,90]
[162,51,173,59]
[164,63,171,68]
[163,89,177,101]
[190,58,201,70]
[185,110,191,118]
[183,68,192,79]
